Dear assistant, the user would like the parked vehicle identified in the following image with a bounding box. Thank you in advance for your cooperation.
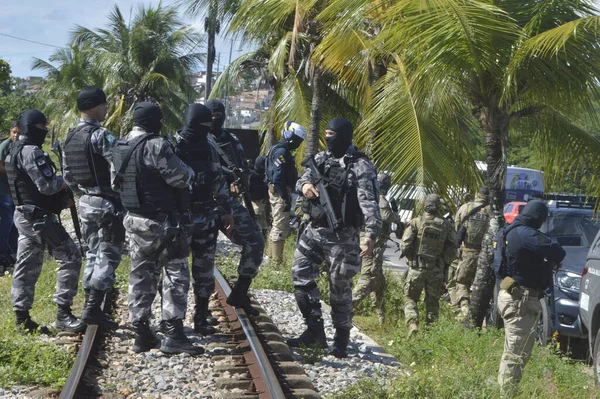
[503,201,527,224]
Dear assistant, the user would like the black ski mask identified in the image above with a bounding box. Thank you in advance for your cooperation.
[286,135,303,151]
[20,109,48,147]
[325,117,353,158]
[205,99,226,135]
[133,102,163,134]
[180,103,212,142]
[516,200,548,230]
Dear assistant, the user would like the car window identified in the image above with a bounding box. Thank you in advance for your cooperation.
[505,204,513,213]
[545,213,600,247]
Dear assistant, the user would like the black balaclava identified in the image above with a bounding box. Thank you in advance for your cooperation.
[77,86,107,111]
[180,103,212,142]
[205,99,226,135]
[325,117,353,158]
[20,109,48,147]
[516,200,548,229]
[254,156,267,174]
[133,102,163,134]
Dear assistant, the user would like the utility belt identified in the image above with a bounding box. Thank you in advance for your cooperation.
[500,276,540,298]
[18,205,69,251]
[408,256,442,270]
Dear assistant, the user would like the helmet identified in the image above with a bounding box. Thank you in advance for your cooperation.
[377,172,392,193]
[282,121,306,141]
[424,194,441,214]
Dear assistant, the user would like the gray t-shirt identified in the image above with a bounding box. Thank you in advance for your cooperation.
[0,138,13,196]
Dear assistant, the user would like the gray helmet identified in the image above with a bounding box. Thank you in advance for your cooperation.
[377,172,392,193]
[424,194,441,214]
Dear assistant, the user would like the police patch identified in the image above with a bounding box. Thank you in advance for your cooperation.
[278,155,286,164]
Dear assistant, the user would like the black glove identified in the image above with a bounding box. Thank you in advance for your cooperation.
[390,198,398,213]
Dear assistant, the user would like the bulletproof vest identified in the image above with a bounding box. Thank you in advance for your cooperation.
[113,135,177,214]
[6,140,62,212]
[214,131,240,168]
[175,139,214,205]
[464,203,490,249]
[63,124,111,189]
[416,216,446,261]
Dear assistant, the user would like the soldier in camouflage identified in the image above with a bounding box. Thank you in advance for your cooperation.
[352,172,401,325]
[63,87,123,328]
[112,102,202,355]
[206,99,264,316]
[172,103,236,335]
[6,110,85,334]
[448,186,491,319]
[288,118,381,358]
[402,194,456,336]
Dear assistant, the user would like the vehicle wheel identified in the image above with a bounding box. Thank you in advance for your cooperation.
[594,333,600,386]
[486,283,503,329]
[537,297,554,346]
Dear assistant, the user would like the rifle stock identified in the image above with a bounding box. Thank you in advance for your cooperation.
[300,156,339,230]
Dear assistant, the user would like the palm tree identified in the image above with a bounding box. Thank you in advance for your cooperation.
[69,4,205,134]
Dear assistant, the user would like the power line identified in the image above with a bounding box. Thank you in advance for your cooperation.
[0,32,61,49]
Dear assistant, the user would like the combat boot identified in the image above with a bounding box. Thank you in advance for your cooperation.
[154,320,167,334]
[81,289,118,329]
[270,240,285,267]
[194,296,216,335]
[132,321,160,353]
[15,310,43,334]
[160,319,205,355]
[330,328,351,358]
[226,276,260,316]
[287,317,328,349]
[56,306,86,333]
[83,289,90,308]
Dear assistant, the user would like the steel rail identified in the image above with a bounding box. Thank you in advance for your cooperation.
[58,325,98,399]
[214,268,286,399]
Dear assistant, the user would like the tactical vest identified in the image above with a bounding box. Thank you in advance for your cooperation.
[113,135,177,214]
[6,140,62,213]
[63,124,111,189]
[416,216,446,261]
[175,138,214,205]
[464,204,490,249]
[265,142,285,184]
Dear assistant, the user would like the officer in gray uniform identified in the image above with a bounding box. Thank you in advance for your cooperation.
[288,117,381,358]
[206,99,264,316]
[6,110,84,333]
[63,87,124,328]
[112,102,202,355]
[172,103,235,335]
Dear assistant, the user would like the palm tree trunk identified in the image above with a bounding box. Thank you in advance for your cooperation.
[306,68,323,157]
[205,29,216,99]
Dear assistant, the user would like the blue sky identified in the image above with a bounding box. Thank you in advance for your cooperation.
[0,0,247,77]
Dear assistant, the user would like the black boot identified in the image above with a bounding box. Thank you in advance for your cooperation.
[132,321,160,353]
[81,289,118,329]
[160,319,204,355]
[154,320,167,334]
[83,289,90,308]
[287,317,328,349]
[330,328,351,358]
[15,310,41,334]
[56,306,86,333]
[226,276,259,316]
[194,297,216,335]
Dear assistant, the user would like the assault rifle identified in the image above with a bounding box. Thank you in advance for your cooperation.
[300,155,339,231]
[213,141,256,219]
[51,139,84,255]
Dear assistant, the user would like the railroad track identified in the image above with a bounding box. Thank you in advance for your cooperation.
[58,268,320,399]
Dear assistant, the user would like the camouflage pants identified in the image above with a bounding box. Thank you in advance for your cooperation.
[268,188,289,242]
[79,195,123,292]
[124,213,190,323]
[404,261,444,325]
[352,237,386,318]
[292,223,360,329]
[252,199,270,233]
[220,201,263,278]
[11,209,82,311]
[190,216,218,299]
[453,248,480,305]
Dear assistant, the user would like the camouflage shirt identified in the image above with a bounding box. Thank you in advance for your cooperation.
[377,194,402,247]
[296,149,382,239]
[13,142,65,195]
[402,212,456,265]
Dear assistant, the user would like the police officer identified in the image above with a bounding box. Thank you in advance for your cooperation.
[112,102,202,355]
[205,99,264,316]
[401,194,455,336]
[63,87,123,328]
[265,121,305,266]
[288,117,381,358]
[172,103,236,335]
[352,172,401,325]
[250,156,270,239]
[448,186,491,319]
[6,110,84,333]
[496,200,565,396]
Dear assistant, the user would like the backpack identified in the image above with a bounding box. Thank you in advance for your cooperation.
[492,224,519,278]
[417,216,446,261]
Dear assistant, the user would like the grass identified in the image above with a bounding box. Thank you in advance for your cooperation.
[218,234,599,399]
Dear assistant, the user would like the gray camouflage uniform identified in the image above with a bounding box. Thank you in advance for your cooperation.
[292,149,381,330]
[117,127,195,323]
[10,142,82,311]
[64,118,123,292]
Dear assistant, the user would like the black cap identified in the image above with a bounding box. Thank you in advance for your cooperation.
[77,86,107,111]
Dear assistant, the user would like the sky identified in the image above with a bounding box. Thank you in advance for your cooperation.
[0,0,249,78]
